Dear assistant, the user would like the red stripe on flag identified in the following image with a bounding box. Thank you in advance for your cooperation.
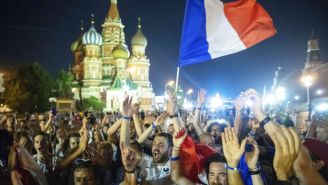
[223,0,277,48]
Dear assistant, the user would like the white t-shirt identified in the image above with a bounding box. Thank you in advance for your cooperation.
[139,154,170,182]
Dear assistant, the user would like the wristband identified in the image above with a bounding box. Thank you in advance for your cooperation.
[170,156,180,161]
[152,122,156,129]
[259,116,271,127]
[169,114,178,118]
[248,130,256,137]
[226,165,239,172]
[122,116,131,121]
[196,105,202,110]
[248,167,261,175]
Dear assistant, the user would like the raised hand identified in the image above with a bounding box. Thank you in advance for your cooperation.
[154,112,169,127]
[245,137,260,169]
[234,92,246,111]
[166,91,177,115]
[222,127,247,167]
[197,89,207,106]
[122,96,133,118]
[270,126,300,180]
[244,89,266,122]
[131,102,140,115]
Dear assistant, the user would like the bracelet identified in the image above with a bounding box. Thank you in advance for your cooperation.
[125,169,135,173]
[249,169,261,175]
[170,156,180,161]
[196,105,202,110]
[169,114,178,118]
[259,116,271,127]
[248,130,256,137]
[226,165,239,172]
[152,122,156,129]
[122,116,131,121]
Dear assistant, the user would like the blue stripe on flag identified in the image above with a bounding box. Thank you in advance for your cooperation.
[179,0,211,67]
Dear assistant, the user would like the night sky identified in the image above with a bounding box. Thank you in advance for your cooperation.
[1,0,328,98]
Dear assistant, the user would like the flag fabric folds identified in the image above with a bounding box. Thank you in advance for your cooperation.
[179,0,277,67]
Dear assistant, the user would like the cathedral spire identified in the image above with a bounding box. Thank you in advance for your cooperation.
[80,20,84,31]
[107,0,120,21]
[90,13,95,25]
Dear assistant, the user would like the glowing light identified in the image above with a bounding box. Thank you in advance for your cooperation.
[294,95,300,100]
[316,89,324,95]
[316,103,328,112]
[246,99,254,107]
[263,94,275,105]
[183,99,193,110]
[301,74,314,87]
[210,93,223,108]
[275,86,286,101]
[167,80,175,86]
[187,89,193,95]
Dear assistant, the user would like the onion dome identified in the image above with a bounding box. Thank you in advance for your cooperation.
[131,17,147,47]
[112,43,130,59]
[71,21,84,52]
[82,14,103,46]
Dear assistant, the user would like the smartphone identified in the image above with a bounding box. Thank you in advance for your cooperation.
[51,107,57,116]
[245,143,254,152]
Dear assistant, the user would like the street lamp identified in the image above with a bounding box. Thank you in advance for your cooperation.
[301,74,314,120]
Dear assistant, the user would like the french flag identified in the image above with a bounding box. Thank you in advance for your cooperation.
[179,0,277,67]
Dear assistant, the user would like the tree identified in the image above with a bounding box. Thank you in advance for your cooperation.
[3,62,54,113]
[56,70,74,99]
[76,96,105,112]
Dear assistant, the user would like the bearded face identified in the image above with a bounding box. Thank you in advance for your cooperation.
[152,136,171,164]
[208,162,227,185]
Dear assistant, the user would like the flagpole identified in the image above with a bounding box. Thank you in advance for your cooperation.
[175,67,180,92]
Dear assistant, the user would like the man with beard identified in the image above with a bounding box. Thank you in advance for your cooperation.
[139,132,172,183]
[119,96,171,185]
[206,154,228,185]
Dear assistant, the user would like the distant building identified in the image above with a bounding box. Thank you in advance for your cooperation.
[272,31,328,113]
[70,0,154,111]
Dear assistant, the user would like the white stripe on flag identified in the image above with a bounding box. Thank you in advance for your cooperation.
[204,0,246,58]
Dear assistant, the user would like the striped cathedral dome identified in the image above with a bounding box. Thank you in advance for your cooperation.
[82,25,103,46]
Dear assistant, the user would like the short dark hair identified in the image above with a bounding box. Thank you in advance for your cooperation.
[206,122,226,133]
[155,132,173,147]
[68,133,80,140]
[205,153,226,179]
[73,160,95,174]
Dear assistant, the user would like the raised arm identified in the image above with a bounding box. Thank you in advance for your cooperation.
[137,112,168,144]
[222,127,246,185]
[120,96,133,151]
[55,117,89,172]
[106,119,122,139]
[166,91,183,131]
[245,137,264,185]
[234,93,245,137]
[131,103,144,138]
[40,112,53,132]
[171,129,191,183]
[192,89,206,137]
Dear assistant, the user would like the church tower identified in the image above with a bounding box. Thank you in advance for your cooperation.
[128,18,154,110]
[82,15,103,88]
[304,31,322,72]
[101,0,127,85]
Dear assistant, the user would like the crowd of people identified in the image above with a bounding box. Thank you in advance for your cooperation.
[0,88,327,185]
